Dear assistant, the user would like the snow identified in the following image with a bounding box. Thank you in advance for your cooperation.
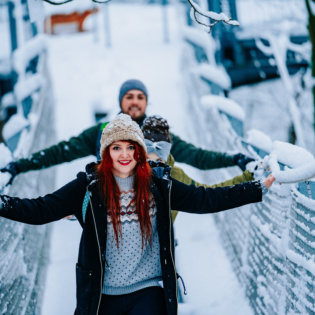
[27,0,45,22]
[192,63,231,90]
[256,32,307,148]
[286,249,315,274]
[265,141,315,183]
[271,141,314,168]
[236,0,307,30]
[229,76,315,155]
[12,34,47,77]
[1,1,314,314]
[40,3,253,314]
[43,0,98,15]
[0,144,13,168]
[244,129,273,153]
[272,161,315,184]
[294,187,315,211]
[200,95,245,121]
[14,73,45,102]
[181,25,216,65]
[1,92,15,109]
[175,213,253,315]
[2,114,29,141]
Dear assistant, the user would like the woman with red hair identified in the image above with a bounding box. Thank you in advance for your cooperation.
[0,114,275,315]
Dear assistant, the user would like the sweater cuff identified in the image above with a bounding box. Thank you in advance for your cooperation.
[259,181,268,195]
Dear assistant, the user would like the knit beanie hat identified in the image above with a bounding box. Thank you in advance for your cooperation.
[142,115,172,143]
[142,115,172,162]
[100,113,147,159]
[118,79,148,105]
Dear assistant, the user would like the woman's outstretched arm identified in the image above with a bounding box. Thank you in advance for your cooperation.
[170,176,274,214]
[0,174,86,225]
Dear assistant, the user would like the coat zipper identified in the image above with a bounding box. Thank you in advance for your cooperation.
[88,188,104,315]
[167,181,178,313]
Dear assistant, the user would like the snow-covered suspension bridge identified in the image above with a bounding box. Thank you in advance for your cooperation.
[0,0,314,314]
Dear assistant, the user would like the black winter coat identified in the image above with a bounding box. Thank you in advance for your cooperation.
[0,163,262,315]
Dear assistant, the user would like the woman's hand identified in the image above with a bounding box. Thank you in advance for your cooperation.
[264,174,275,189]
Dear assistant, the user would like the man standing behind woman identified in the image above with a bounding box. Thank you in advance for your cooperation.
[0,114,275,315]
[0,79,255,186]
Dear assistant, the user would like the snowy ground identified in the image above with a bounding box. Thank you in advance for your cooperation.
[40,2,254,315]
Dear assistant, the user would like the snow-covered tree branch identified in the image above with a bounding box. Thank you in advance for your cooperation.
[186,0,240,33]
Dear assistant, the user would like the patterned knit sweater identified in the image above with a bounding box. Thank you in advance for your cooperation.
[102,175,162,295]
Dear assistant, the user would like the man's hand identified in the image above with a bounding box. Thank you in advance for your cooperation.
[0,162,20,186]
[233,153,256,171]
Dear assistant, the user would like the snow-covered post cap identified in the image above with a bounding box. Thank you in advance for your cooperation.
[266,141,315,183]
[200,95,245,122]
[244,129,273,154]
[192,64,231,91]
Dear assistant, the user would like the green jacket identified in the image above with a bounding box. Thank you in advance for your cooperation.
[15,121,236,173]
[167,154,254,222]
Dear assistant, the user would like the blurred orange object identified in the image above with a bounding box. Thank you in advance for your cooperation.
[44,8,99,35]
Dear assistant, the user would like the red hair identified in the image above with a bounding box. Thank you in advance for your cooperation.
[97,141,152,248]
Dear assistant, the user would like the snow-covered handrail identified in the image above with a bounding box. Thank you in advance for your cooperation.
[0,44,56,315]
[267,155,315,184]
[12,34,47,78]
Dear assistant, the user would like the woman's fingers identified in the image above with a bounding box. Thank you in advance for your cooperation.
[265,174,276,189]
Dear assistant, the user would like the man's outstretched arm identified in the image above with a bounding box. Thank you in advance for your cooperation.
[170,133,254,171]
[1,123,101,181]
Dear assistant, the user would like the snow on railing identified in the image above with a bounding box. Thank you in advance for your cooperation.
[0,6,55,315]
[1,34,48,155]
[182,26,315,314]
[195,95,315,314]
[236,0,307,29]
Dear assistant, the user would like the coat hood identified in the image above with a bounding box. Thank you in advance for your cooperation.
[147,160,172,180]
[84,162,98,184]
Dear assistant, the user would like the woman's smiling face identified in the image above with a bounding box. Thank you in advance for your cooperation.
[109,141,137,178]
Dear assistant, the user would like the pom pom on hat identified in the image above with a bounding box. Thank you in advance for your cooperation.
[100,114,146,159]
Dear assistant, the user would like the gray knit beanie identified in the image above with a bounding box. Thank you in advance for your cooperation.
[118,79,148,105]
[100,113,147,159]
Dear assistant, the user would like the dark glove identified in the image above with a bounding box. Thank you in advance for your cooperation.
[0,162,20,185]
[233,153,255,171]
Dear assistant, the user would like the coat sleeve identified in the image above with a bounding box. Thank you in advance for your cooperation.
[0,175,86,225]
[170,178,262,214]
[170,168,254,222]
[198,170,254,188]
[170,133,235,170]
[15,124,101,173]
